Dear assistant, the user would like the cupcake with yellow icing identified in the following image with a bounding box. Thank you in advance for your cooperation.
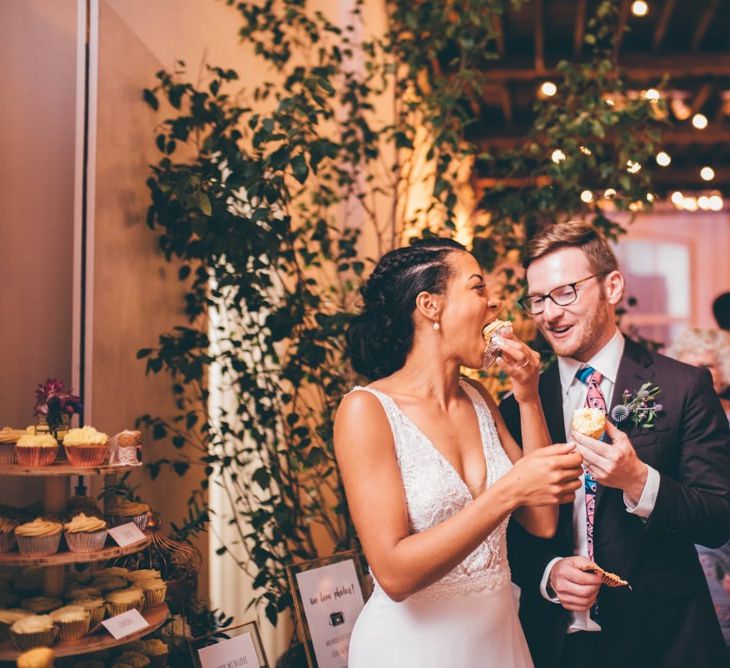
[104,588,144,617]
[0,516,18,553]
[115,652,151,667]
[64,513,108,553]
[126,570,160,584]
[50,604,90,640]
[62,427,109,467]
[64,586,100,602]
[571,408,606,441]
[67,595,105,628]
[126,639,169,668]
[15,519,63,556]
[138,579,167,609]
[16,646,55,668]
[9,614,57,651]
[15,434,58,467]
[0,427,24,464]
[106,499,150,531]
[0,608,29,642]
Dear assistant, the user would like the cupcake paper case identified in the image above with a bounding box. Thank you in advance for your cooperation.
[0,427,25,464]
[106,500,150,531]
[15,519,63,556]
[69,596,106,628]
[64,513,108,553]
[104,587,145,617]
[63,426,110,467]
[15,434,58,467]
[0,517,18,553]
[9,614,57,651]
[49,605,90,640]
[0,609,30,642]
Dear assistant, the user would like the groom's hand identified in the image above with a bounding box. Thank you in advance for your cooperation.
[571,420,648,501]
[548,556,602,611]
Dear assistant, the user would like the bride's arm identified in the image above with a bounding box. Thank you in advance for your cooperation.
[463,380,558,538]
[334,390,580,602]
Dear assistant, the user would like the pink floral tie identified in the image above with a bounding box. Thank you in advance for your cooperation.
[576,366,607,563]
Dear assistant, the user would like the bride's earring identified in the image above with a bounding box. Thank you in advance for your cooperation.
[433,322,440,331]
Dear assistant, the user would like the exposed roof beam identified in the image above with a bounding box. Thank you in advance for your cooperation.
[574,0,587,57]
[534,0,545,73]
[473,168,730,192]
[500,85,513,126]
[653,0,677,51]
[691,0,720,52]
[476,54,730,82]
[651,165,730,188]
[475,126,730,149]
[690,83,714,115]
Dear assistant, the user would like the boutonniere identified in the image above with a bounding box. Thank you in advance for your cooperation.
[610,382,663,430]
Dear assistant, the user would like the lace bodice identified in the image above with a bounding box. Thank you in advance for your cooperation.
[352,380,514,600]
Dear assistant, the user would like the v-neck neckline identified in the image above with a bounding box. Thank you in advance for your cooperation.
[372,381,490,501]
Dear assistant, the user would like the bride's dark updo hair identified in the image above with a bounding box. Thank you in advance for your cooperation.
[347,237,466,380]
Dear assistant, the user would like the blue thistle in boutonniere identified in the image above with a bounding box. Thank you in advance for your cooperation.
[610,382,663,430]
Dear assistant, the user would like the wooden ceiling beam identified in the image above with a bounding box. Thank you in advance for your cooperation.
[500,85,513,126]
[534,0,545,73]
[473,168,730,192]
[690,83,714,115]
[653,0,677,51]
[476,126,730,149]
[574,0,587,57]
[691,0,720,52]
[475,53,730,82]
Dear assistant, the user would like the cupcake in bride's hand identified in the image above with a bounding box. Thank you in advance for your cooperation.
[571,408,606,441]
[482,319,513,368]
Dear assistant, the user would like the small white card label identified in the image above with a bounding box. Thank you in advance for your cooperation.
[109,522,146,547]
[197,632,261,668]
[102,609,149,639]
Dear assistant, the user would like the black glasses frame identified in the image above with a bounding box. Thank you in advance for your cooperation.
[518,273,605,315]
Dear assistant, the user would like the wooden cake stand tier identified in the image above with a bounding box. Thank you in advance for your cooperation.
[0,533,151,567]
[0,603,169,662]
[1,463,142,477]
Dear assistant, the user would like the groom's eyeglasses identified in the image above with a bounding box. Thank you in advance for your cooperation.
[518,274,605,315]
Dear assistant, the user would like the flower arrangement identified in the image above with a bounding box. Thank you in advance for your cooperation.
[610,382,662,430]
[34,378,82,435]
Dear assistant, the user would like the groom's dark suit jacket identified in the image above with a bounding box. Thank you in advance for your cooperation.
[501,338,730,668]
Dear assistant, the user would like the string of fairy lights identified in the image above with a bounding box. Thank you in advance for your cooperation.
[537,0,725,212]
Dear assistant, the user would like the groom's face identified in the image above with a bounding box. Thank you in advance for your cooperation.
[526,246,617,361]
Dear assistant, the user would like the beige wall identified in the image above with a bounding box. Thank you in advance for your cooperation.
[0,0,78,504]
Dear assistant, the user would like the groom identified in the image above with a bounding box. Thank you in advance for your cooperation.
[501,222,730,668]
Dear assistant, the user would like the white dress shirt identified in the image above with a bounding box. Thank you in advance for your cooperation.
[538,328,661,632]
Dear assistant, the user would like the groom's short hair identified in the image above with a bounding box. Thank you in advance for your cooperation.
[523,221,619,275]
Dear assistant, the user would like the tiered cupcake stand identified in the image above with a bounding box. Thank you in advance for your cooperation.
[0,463,169,662]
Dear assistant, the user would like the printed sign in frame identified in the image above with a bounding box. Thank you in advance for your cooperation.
[286,550,367,668]
[188,619,269,668]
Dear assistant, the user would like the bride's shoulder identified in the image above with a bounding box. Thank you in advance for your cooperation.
[460,376,498,412]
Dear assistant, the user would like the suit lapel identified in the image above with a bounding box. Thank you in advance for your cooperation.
[595,338,655,510]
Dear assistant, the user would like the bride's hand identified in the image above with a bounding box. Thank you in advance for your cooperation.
[493,333,541,404]
[505,444,583,507]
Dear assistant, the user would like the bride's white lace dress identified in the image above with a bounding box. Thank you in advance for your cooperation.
[347,381,534,667]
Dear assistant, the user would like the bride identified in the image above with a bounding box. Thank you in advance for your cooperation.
[335,238,582,667]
